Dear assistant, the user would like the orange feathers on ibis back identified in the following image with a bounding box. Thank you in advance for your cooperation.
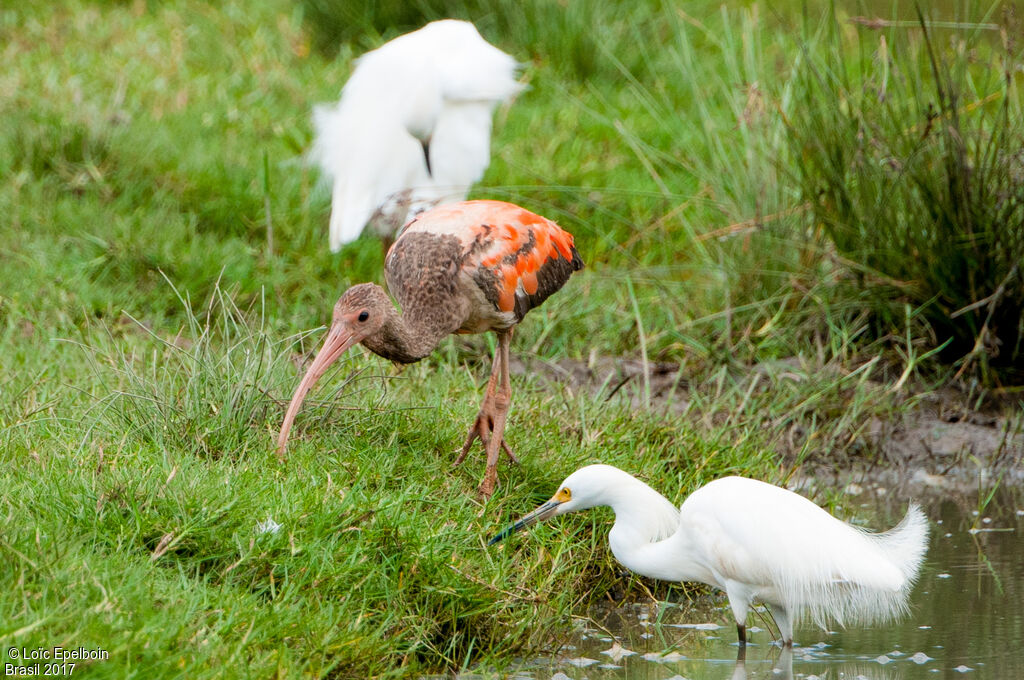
[397,200,584,319]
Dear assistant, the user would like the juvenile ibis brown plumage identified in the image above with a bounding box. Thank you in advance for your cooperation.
[277,200,584,497]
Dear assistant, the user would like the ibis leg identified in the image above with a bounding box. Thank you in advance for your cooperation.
[454,350,499,465]
[454,330,516,497]
[480,330,516,496]
[496,330,517,461]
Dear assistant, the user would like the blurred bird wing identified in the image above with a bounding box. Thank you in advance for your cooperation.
[310,32,435,250]
[313,103,429,250]
[345,28,443,136]
[422,20,524,104]
[427,104,498,195]
[310,20,523,250]
[404,20,522,188]
[345,19,521,140]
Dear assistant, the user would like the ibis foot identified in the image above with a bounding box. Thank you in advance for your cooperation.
[454,412,518,467]
[455,398,517,499]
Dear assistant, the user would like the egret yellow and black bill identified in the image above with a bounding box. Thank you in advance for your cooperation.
[487,497,565,545]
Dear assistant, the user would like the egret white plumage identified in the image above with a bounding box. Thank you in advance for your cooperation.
[310,20,523,252]
[490,464,929,646]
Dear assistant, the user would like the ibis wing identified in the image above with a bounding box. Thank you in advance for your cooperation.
[401,200,583,323]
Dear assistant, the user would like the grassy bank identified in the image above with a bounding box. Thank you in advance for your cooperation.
[2,0,1021,676]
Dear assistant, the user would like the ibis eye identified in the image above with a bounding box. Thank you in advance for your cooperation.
[357,311,369,322]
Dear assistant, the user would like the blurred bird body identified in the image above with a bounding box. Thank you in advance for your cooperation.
[310,20,523,251]
[277,201,583,496]
[491,464,929,644]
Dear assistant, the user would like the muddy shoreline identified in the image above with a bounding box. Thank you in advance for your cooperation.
[510,354,1024,494]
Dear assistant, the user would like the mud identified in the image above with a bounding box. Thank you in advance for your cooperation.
[508,355,687,411]
[509,355,1024,492]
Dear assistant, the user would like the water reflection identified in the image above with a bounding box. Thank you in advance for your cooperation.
[730,647,898,680]
[730,646,902,680]
[535,623,909,680]
[731,646,790,680]
[515,485,1023,680]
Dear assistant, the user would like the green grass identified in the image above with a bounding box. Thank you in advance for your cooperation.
[786,4,1024,383]
[2,284,778,677]
[1,0,1021,676]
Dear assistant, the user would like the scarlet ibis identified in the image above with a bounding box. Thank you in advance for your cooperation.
[490,464,929,645]
[310,20,523,252]
[277,200,584,497]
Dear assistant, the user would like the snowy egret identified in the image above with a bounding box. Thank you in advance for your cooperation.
[310,20,523,252]
[489,464,929,645]
[276,200,583,496]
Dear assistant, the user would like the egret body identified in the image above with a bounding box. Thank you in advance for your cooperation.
[490,464,929,645]
[310,20,523,251]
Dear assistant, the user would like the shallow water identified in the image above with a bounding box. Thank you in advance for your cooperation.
[504,486,1024,680]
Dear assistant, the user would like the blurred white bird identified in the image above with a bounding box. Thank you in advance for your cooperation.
[310,20,523,252]
[490,464,929,646]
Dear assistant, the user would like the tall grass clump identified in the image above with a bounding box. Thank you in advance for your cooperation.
[75,279,294,460]
[787,7,1024,384]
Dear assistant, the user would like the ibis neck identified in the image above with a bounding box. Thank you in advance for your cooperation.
[361,305,453,364]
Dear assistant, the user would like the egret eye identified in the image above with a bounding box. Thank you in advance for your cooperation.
[358,311,369,322]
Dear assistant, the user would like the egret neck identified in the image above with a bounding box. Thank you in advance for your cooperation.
[599,474,694,583]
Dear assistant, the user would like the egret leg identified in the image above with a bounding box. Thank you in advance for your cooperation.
[454,330,517,497]
[726,583,753,647]
[766,604,793,647]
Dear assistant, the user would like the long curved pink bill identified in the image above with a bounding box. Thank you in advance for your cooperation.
[276,325,357,459]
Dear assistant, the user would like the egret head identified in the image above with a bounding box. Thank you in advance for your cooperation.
[276,283,390,457]
[487,465,627,544]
